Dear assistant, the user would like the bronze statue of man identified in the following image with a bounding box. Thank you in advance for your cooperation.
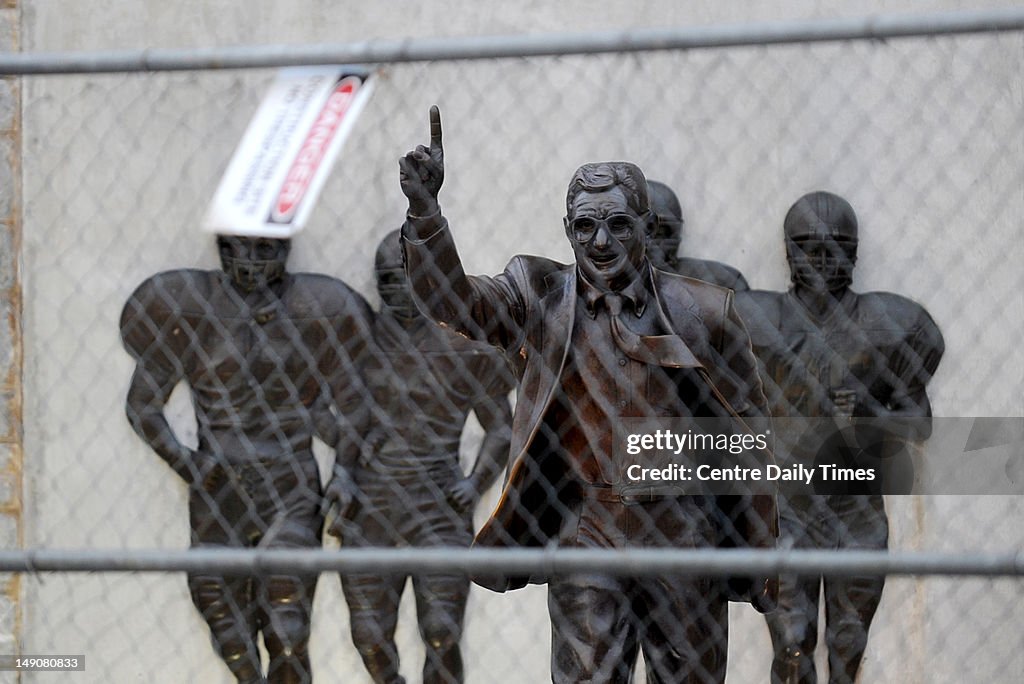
[398,106,775,684]
[121,235,372,684]
[735,191,944,684]
[645,180,749,291]
[329,229,514,684]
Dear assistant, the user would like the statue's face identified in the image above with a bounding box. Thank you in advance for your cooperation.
[786,235,857,293]
[646,213,682,270]
[217,236,289,292]
[565,186,648,291]
[375,255,419,320]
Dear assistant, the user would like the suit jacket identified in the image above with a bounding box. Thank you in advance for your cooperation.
[402,215,775,595]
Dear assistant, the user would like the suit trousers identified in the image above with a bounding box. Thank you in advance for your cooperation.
[548,492,728,684]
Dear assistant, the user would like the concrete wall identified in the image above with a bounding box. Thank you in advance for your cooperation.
[8,1,1024,682]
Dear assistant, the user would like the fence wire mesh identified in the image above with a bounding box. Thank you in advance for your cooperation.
[10,21,1024,684]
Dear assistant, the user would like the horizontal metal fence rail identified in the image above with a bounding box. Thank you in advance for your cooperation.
[2,548,1023,577]
[1,8,1023,74]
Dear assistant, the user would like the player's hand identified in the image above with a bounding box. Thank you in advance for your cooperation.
[446,477,479,513]
[323,470,359,539]
[184,450,225,491]
[399,105,444,216]
[747,576,779,614]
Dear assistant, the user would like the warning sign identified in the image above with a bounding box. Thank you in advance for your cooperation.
[203,66,375,238]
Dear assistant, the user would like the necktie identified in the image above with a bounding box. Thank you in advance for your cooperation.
[603,293,704,369]
[605,297,772,461]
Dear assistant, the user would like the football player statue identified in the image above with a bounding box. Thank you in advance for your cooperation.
[121,234,373,684]
[735,192,944,684]
[645,180,749,291]
[330,230,514,684]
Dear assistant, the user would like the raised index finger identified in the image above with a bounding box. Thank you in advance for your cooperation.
[429,105,443,151]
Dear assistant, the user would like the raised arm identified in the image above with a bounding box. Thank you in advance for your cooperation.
[398,106,526,350]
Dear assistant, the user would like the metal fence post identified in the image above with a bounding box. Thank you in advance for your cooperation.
[0,0,21,670]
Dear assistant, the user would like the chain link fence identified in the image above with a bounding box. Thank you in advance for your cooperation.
[9,10,1024,683]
